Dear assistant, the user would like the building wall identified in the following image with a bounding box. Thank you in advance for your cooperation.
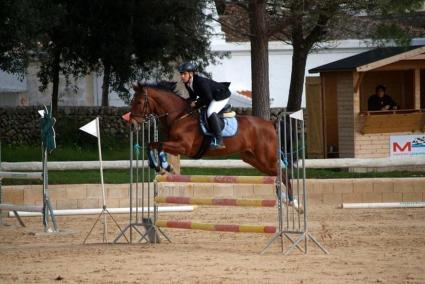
[353,116,417,158]
[208,40,373,108]
[0,62,128,108]
[337,72,355,158]
[25,63,101,107]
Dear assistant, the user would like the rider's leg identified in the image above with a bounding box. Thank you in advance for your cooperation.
[207,98,230,149]
[208,113,225,149]
[207,98,230,117]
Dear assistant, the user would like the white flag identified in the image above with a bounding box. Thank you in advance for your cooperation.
[38,110,45,118]
[289,109,304,121]
[80,118,98,137]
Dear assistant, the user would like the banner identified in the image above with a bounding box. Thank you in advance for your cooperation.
[390,134,425,157]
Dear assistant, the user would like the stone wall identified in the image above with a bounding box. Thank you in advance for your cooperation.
[0,106,296,145]
[0,106,130,145]
[1,178,424,211]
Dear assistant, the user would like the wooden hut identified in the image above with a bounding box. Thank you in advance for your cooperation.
[306,45,425,158]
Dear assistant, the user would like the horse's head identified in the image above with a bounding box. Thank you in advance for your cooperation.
[130,81,190,126]
[130,82,154,124]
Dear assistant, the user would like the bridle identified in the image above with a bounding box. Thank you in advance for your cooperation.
[131,87,193,122]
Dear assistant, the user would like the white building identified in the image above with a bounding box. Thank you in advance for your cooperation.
[208,31,425,107]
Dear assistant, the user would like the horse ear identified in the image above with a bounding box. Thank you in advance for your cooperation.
[133,81,143,92]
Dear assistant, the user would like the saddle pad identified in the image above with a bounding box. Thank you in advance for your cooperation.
[200,117,238,137]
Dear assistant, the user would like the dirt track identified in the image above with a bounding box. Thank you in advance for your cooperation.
[0,205,424,283]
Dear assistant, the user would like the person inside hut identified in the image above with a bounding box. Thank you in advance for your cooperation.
[368,85,398,111]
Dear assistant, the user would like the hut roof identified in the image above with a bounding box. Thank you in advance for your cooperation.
[309,45,425,73]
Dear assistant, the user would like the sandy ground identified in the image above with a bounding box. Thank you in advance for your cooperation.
[0,205,424,284]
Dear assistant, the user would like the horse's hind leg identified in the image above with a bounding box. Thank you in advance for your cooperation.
[281,169,303,213]
[241,152,302,213]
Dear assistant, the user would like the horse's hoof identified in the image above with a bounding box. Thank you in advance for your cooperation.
[289,200,304,214]
[165,165,175,175]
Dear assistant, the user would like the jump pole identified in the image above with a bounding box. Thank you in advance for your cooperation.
[342,202,425,209]
[155,196,276,207]
[156,175,276,184]
[156,220,276,234]
[10,206,195,217]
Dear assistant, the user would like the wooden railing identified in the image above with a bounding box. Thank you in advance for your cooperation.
[359,109,425,134]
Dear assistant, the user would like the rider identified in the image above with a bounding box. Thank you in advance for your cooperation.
[178,62,231,149]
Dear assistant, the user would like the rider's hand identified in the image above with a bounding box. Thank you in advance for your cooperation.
[190,101,197,108]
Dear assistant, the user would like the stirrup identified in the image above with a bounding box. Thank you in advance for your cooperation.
[210,138,225,149]
[210,143,226,150]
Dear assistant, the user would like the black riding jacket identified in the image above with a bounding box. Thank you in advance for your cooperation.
[184,75,231,108]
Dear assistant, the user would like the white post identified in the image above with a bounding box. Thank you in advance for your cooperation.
[96,117,106,208]
[96,117,107,241]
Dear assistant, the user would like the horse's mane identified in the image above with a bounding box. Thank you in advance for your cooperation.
[139,81,178,94]
[136,81,189,104]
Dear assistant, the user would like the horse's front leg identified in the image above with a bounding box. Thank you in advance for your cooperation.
[148,140,189,174]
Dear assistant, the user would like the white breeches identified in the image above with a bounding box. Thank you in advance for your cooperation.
[207,98,230,117]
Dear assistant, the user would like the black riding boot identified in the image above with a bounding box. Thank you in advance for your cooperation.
[208,113,225,149]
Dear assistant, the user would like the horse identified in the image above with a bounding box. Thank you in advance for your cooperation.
[130,82,301,210]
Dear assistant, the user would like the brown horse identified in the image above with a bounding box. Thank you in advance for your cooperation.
[130,82,299,208]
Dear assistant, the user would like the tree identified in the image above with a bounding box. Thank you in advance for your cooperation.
[72,0,217,106]
[131,0,218,80]
[34,0,91,116]
[214,1,290,119]
[279,0,425,111]
[248,0,271,119]
[0,0,37,76]
[1,0,216,112]
[216,0,425,115]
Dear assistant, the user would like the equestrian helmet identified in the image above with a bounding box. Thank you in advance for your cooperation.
[178,62,196,73]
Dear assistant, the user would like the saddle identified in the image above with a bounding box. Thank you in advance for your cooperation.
[191,105,238,159]
[199,104,238,136]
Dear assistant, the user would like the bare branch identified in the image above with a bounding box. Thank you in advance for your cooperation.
[267,16,292,37]
[226,0,249,11]
[205,13,254,38]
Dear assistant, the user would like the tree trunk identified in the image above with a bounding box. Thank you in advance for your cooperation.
[249,0,270,120]
[286,45,308,112]
[51,48,61,117]
[101,63,111,107]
